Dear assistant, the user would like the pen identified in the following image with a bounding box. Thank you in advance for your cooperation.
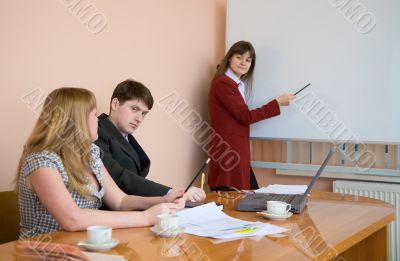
[200,173,205,190]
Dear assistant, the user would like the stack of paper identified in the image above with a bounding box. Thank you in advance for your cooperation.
[176,202,287,239]
[255,184,308,194]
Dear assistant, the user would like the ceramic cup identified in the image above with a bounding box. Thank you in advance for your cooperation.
[157,214,180,231]
[266,201,291,215]
[86,225,112,244]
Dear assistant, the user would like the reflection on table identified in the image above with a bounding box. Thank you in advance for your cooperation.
[0,191,394,261]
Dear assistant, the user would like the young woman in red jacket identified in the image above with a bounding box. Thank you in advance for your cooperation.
[208,41,294,191]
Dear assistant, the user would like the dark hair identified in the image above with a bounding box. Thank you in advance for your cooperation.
[110,79,154,110]
[214,41,256,91]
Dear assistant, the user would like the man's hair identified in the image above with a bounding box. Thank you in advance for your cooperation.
[111,79,154,110]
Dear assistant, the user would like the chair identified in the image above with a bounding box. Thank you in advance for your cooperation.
[0,190,20,243]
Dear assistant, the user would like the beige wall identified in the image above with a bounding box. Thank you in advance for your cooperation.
[0,0,227,191]
[0,0,332,193]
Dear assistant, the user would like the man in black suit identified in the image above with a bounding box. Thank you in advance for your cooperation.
[95,79,206,202]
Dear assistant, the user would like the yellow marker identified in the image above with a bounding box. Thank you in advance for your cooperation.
[235,227,256,234]
[200,173,205,189]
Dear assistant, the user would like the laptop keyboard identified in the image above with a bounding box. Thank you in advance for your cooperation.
[263,194,296,204]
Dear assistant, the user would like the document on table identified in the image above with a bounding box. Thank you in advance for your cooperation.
[176,202,288,239]
[255,184,308,194]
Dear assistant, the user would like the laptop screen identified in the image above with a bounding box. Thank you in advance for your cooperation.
[301,145,337,198]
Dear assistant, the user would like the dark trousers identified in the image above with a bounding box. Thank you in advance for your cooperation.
[211,168,259,191]
[249,167,259,190]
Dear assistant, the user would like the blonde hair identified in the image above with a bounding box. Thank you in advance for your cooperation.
[17,87,97,197]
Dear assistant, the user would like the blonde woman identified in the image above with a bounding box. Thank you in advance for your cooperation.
[17,88,184,239]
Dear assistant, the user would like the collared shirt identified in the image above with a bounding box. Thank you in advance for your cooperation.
[225,68,246,101]
[106,117,130,143]
[121,132,129,143]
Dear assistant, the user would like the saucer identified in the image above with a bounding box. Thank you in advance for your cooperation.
[77,238,119,251]
[258,211,293,220]
[150,226,185,237]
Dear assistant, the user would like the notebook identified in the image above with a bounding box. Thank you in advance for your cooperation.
[236,145,337,213]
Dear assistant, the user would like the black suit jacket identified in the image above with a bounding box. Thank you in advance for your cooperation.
[95,113,170,196]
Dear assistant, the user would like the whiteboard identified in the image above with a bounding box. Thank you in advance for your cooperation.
[227,0,400,144]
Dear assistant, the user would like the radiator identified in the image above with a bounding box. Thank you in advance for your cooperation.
[333,180,399,261]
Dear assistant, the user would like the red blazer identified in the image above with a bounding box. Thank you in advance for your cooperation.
[208,75,280,189]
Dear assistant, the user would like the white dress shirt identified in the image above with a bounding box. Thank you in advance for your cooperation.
[225,68,246,101]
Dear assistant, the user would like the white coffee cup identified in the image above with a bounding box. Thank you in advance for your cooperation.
[86,225,112,244]
[267,201,291,215]
[157,214,180,231]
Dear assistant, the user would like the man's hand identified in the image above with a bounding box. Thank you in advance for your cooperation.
[184,186,206,202]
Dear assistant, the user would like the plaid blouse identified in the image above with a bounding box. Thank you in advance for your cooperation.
[18,144,104,239]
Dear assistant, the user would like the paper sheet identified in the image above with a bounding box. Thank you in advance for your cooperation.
[176,202,288,239]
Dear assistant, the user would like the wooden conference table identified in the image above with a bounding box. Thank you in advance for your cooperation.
[0,191,394,260]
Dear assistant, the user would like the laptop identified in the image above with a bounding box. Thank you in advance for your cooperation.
[236,145,337,213]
